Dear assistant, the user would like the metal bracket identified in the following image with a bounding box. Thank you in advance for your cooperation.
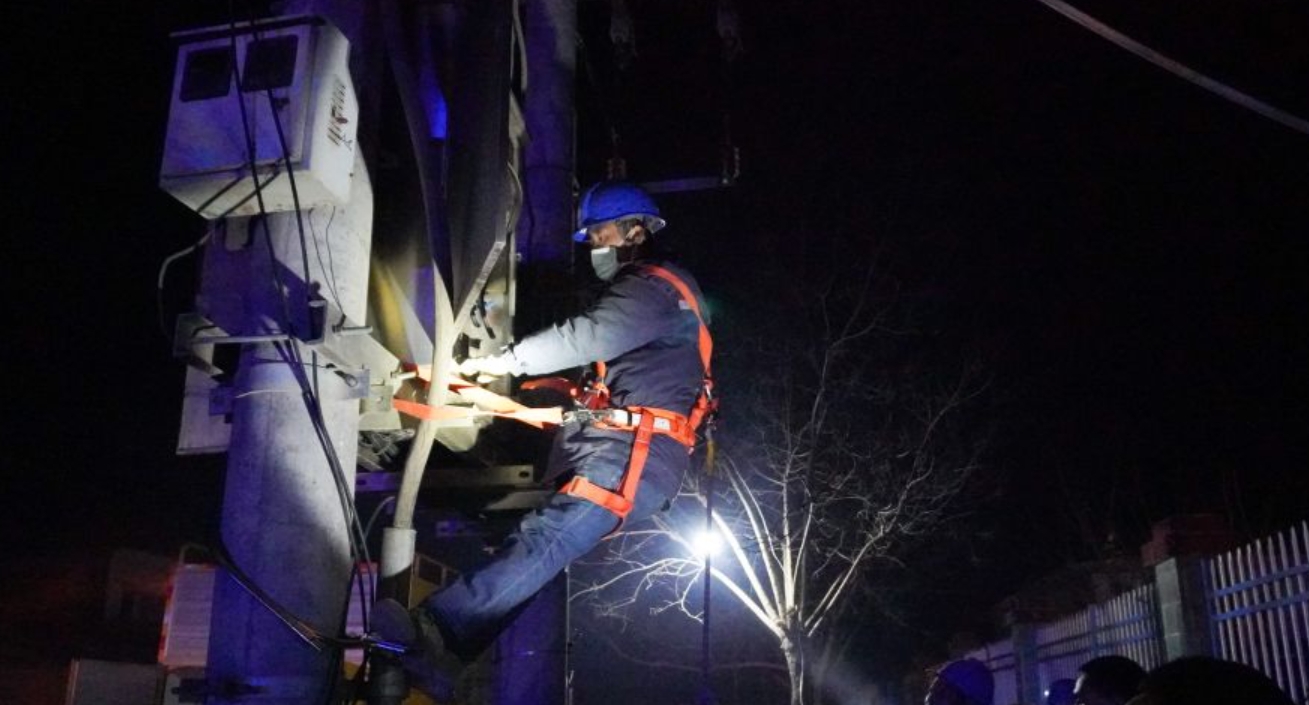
[177,297,400,414]
[173,292,329,353]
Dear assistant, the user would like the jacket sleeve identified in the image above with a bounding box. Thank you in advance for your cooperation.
[506,271,683,376]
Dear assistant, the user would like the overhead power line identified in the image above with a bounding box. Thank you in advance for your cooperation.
[1031,0,1309,137]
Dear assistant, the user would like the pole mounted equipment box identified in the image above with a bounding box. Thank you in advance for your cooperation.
[160,16,358,219]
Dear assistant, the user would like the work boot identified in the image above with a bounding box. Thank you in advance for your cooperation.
[371,599,465,702]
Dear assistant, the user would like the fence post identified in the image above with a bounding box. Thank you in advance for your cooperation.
[1153,556,1213,660]
[1011,623,1043,705]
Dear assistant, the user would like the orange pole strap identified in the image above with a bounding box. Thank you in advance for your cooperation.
[392,395,563,428]
[395,366,564,428]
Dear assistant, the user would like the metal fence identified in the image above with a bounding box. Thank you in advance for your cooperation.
[1032,583,1164,690]
[949,584,1163,705]
[918,521,1309,705]
[1206,521,1309,705]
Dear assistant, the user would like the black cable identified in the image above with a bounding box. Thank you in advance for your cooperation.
[227,16,356,599]
[226,19,300,345]
[271,340,376,703]
[210,18,426,705]
[227,21,274,258]
[316,587,347,705]
[264,94,373,621]
[284,342,375,616]
[311,348,376,622]
[265,79,377,626]
[225,9,369,586]
[211,167,283,220]
[191,537,389,702]
[194,172,245,215]
[222,10,376,683]
[263,81,315,331]
[202,543,391,654]
[209,542,327,649]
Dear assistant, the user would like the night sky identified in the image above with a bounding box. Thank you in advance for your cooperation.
[6,0,1309,697]
[577,0,1309,576]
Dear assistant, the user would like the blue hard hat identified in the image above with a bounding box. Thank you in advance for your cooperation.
[937,659,994,705]
[573,181,667,241]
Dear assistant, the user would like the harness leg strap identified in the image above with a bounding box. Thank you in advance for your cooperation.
[559,413,656,536]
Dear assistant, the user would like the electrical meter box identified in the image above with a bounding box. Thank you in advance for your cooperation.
[160,16,358,219]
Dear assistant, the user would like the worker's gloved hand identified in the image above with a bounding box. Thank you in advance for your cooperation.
[458,352,514,379]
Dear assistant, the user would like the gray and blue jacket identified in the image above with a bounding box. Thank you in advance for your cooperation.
[505,260,708,417]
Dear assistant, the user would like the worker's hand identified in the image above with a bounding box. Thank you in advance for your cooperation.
[458,353,514,379]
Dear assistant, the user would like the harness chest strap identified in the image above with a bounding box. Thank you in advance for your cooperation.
[643,264,713,373]
[585,265,714,416]
[644,264,716,431]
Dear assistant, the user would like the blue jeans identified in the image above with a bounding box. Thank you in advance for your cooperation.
[419,420,687,657]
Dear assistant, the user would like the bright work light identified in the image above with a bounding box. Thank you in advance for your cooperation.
[692,529,723,558]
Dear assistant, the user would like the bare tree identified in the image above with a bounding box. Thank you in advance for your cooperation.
[572,269,991,705]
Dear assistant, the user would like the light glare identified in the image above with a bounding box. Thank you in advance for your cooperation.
[692,529,723,557]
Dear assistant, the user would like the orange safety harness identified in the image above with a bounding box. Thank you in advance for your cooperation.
[558,264,717,530]
[393,265,716,531]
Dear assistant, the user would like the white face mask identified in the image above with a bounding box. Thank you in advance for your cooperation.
[590,246,620,281]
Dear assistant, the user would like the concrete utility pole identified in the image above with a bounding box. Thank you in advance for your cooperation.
[168,0,579,699]
[203,165,377,702]
[175,4,381,702]
[208,341,360,704]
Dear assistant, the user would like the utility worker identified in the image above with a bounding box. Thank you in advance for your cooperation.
[925,659,995,705]
[1074,656,1145,705]
[375,181,713,694]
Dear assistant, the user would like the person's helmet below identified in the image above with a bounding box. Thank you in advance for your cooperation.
[574,181,667,241]
[1045,678,1076,705]
[937,659,995,705]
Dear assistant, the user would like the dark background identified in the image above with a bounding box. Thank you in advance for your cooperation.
[578,0,1309,615]
[5,0,1309,699]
